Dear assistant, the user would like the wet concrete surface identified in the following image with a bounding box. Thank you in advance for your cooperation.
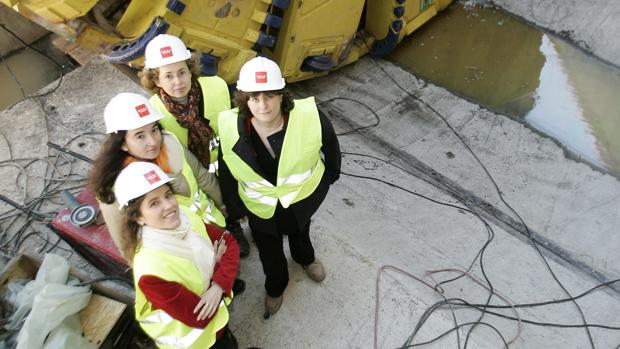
[388,2,620,176]
[488,0,620,68]
[0,35,76,110]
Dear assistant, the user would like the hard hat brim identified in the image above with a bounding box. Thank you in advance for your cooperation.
[144,49,192,69]
[236,78,286,92]
[116,176,175,208]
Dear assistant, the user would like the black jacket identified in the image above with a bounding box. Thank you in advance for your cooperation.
[218,107,341,233]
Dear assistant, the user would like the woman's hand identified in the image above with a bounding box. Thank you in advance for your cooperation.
[215,238,227,263]
[194,283,224,321]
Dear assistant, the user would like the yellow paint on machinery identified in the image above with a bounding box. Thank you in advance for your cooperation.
[1,0,453,83]
[1,0,98,22]
[267,0,366,82]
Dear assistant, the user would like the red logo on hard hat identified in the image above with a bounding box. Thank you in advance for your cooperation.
[255,71,268,83]
[160,46,173,58]
[135,104,150,118]
[144,170,161,184]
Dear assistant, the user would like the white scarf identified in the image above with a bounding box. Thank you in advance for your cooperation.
[140,212,216,286]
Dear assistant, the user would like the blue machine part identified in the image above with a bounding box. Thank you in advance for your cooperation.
[369,19,403,58]
[166,0,186,15]
[394,6,405,17]
[200,53,219,76]
[265,14,283,28]
[271,0,290,10]
[105,18,170,64]
[301,55,336,72]
[256,32,276,47]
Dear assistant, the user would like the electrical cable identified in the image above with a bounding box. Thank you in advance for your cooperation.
[370,58,596,348]
[74,276,133,288]
[317,97,381,136]
[329,56,615,347]
[443,298,620,330]
[343,167,502,347]
[400,321,510,349]
[326,98,502,347]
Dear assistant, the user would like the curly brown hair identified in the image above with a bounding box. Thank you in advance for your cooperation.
[88,132,128,204]
[118,192,146,264]
[138,54,202,94]
[232,89,295,120]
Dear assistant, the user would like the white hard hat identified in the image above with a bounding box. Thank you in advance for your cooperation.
[114,162,174,207]
[144,34,191,69]
[104,93,164,134]
[236,56,286,92]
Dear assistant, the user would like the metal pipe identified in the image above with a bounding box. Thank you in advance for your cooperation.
[47,142,94,164]
[0,194,47,221]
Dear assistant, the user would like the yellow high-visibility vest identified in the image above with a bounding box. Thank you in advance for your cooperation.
[151,76,230,173]
[133,206,232,349]
[166,132,226,227]
[218,97,325,219]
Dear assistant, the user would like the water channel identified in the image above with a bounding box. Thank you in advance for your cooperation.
[388,2,620,176]
[0,38,73,111]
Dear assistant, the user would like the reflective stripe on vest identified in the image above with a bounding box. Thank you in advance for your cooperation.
[187,191,218,225]
[218,97,325,218]
[208,160,219,174]
[150,76,230,174]
[239,158,322,208]
[141,300,226,348]
[133,207,230,349]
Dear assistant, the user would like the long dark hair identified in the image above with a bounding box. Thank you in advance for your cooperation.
[232,89,295,120]
[88,132,127,204]
[119,193,147,263]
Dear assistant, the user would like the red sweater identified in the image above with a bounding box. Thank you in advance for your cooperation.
[138,224,239,328]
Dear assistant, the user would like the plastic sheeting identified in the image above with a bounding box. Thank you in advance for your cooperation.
[0,254,97,349]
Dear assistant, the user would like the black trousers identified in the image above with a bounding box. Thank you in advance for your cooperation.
[249,207,315,297]
[211,326,238,349]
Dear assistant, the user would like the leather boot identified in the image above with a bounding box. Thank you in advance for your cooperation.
[264,294,283,318]
[232,278,246,295]
[227,220,250,258]
[303,259,326,282]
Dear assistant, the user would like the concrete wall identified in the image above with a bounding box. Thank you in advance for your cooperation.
[0,3,48,57]
[486,0,620,67]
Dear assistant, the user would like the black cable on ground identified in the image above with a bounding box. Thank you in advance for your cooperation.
[329,96,500,347]
[330,56,614,347]
[400,321,510,348]
[317,97,380,136]
[367,57,598,348]
[322,85,503,347]
[74,276,134,288]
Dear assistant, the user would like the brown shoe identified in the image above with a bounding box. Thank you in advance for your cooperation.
[303,259,326,282]
[264,294,283,317]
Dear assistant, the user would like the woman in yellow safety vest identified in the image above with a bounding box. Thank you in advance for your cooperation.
[218,57,341,318]
[138,34,250,257]
[114,161,240,349]
[89,93,227,260]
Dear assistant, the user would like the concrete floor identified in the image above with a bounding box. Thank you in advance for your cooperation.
[0,1,619,347]
[1,56,618,348]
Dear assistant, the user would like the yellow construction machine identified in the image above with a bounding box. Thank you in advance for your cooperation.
[1,0,452,83]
